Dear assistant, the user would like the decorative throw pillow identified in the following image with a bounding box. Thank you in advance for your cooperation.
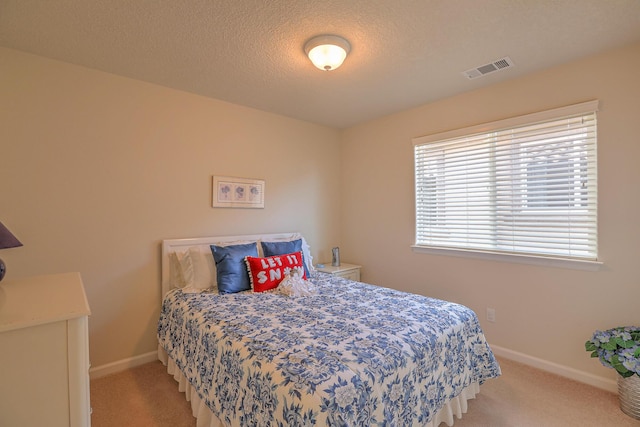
[210,242,258,294]
[261,239,311,278]
[245,251,306,293]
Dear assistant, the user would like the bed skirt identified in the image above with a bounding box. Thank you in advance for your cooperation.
[158,346,480,427]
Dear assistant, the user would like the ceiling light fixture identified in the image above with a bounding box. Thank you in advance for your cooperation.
[304,35,351,71]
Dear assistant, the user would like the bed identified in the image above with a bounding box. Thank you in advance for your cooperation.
[157,232,501,426]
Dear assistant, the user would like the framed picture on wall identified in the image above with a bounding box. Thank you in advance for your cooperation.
[212,176,265,208]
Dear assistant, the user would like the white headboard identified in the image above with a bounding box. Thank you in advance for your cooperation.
[161,232,310,297]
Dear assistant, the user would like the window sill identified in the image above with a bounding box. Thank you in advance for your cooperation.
[411,245,603,271]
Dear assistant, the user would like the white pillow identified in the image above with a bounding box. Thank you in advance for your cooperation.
[169,248,204,293]
[300,236,315,273]
[187,246,215,291]
[169,251,186,288]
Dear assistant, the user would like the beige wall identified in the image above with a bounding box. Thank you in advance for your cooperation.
[0,47,342,367]
[341,41,640,385]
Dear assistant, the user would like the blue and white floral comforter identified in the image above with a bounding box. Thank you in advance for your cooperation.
[157,272,501,426]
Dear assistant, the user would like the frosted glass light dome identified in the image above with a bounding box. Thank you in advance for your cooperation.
[304,35,351,71]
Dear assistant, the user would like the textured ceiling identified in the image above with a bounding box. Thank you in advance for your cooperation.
[1,1,640,129]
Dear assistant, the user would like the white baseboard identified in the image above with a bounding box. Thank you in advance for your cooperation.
[89,351,158,380]
[490,344,618,393]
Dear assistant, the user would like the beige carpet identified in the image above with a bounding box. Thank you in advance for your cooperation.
[90,357,640,427]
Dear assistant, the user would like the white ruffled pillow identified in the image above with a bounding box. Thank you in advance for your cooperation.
[272,269,317,297]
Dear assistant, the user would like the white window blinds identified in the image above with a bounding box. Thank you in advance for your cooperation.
[413,101,598,261]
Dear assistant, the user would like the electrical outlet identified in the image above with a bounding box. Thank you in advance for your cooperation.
[486,308,496,322]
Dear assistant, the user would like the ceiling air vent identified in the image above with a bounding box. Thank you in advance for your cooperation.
[462,56,515,79]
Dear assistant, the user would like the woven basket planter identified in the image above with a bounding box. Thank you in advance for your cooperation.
[618,374,640,420]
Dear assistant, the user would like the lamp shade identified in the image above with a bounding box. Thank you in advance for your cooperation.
[0,221,22,250]
[0,221,22,282]
[304,35,351,71]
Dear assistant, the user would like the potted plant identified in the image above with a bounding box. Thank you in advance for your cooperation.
[586,326,640,419]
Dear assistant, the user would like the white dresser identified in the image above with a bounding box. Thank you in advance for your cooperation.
[316,262,361,281]
[0,272,91,427]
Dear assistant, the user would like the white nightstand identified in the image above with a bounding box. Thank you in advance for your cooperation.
[316,263,361,281]
[0,272,92,427]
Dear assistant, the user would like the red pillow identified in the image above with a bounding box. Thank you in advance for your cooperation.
[244,251,306,293]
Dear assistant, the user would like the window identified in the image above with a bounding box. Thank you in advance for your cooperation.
[413,101,598,262]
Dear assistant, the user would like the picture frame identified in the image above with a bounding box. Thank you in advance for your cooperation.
[212,176,265,208]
